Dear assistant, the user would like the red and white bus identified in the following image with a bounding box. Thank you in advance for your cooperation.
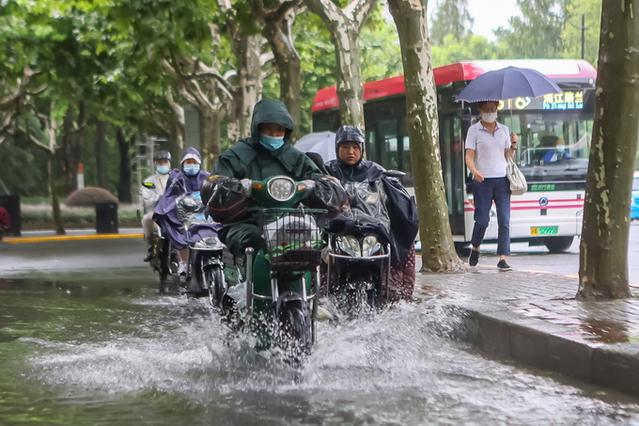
[311,59,596,253]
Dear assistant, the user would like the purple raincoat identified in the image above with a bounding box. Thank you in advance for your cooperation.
[153,148,217,249]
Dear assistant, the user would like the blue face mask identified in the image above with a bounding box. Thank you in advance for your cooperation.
[156,165,170,175]
[259,134,285,151]
[183,164,200,176]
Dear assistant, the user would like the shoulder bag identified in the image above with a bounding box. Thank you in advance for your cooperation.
[506,157,527,195]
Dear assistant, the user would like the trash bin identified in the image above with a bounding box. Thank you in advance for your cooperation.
[95,202,118,234]
[0,194,21,237]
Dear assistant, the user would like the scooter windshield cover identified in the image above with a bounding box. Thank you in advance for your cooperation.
[344,181,391,234]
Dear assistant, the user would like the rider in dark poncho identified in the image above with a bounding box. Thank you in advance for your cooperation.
[325,125,419,301]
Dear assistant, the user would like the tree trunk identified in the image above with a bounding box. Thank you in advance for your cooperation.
[388,0,463,272]
[164,91,185,162]
[47,154,65,235]
[169,120,184,165]
[95,120,107,188]
[577,0,638,300]
[59,104,84,193]
[330,22,365,129]
[304,0,376,130]
[200,109,221,167]
[116,128,132,203]
[235,34,263,137]
[264,15,302,140]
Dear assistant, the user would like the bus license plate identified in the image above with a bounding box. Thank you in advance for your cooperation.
[530,226,559,236]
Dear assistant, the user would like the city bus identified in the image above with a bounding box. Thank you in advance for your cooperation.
[311,59,596,253]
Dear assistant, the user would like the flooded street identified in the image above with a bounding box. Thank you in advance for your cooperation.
[2,269,639,425]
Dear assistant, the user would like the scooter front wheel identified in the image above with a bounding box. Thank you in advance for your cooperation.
[277,301,313,365]
[205,267,226,307]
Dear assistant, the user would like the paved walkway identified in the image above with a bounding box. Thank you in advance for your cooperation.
[415,266,639,396]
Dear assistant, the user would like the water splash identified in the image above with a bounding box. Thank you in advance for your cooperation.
[23,296,639,424]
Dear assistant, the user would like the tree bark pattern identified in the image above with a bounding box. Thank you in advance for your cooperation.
[263,8,302,140]
[48,155,65,235]
[578,0,638,300]
[304,0,376,129]
[95,120,107,188]
[116,128,132,203]
[200,108,222,167]
[388,0,463,272]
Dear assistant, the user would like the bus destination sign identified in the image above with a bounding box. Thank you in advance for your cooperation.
[498,90,585,112]
[542,91,584,110]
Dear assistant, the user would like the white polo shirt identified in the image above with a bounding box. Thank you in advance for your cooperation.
[464,120,510,178]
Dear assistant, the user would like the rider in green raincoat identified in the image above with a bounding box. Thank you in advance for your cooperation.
[213,99,320,257]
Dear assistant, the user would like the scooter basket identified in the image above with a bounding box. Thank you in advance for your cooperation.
[257,208,325,269]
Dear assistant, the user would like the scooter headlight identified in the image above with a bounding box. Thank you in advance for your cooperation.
[337,235,361,257]
[267,176,295,202]
[362,235,382,257]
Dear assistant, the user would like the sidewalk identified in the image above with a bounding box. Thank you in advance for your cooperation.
[415,266,639,397]
[2,228,144,244]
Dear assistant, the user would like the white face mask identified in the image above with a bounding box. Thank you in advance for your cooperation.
[481,112,498,123]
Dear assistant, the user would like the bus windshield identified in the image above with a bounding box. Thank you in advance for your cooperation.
[501,111,593,182]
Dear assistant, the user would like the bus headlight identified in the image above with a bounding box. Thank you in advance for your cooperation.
[362,235,382,257]
[337,235,361,257]
[267,176,295,202]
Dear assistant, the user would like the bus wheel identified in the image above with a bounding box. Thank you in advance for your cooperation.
[454,242,471,257]
[543,236,574,253]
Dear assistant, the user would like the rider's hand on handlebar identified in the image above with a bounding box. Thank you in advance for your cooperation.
[240,178,252,194]
[300,179,316,192]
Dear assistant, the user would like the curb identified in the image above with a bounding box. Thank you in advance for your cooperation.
[3,233,144,244]
[451,301,639,397]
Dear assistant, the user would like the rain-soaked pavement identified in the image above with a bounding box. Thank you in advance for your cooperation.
[2,264,639,425]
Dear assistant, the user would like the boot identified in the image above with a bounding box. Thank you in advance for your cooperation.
[143,246,153,262]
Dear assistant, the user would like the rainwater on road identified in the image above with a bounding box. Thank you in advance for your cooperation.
[1,264,639,425]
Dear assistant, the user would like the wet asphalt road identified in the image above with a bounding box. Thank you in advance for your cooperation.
[2,229,639,424]
[2,223,638,284]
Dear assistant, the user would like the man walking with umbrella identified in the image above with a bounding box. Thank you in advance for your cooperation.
[465,101,518,271]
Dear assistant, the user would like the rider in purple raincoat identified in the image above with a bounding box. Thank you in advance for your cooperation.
[154,147,218,273]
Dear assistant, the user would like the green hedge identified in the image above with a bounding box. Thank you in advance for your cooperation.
[20,205,141,230]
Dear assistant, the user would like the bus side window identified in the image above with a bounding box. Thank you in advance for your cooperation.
[402,136,411,173]
[379,118,400,170]
[365,129,377,162]
[399,117,412,174]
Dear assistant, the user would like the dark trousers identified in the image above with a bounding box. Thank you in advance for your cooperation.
[471,177,511,256]
[219,223,265,258]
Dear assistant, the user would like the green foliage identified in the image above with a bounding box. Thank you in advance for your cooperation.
[431,34,499,67]
[295,12,337,134]
[21,204,140,230]
[294,4,402,133]
[361,9,402,82]
[1,0,604,204]
[494,0,566,58]
[561,0,601,65]
[0,136,49,196]
[430,0,473,45]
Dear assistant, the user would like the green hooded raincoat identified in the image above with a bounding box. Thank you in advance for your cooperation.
[213,99,319,256]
